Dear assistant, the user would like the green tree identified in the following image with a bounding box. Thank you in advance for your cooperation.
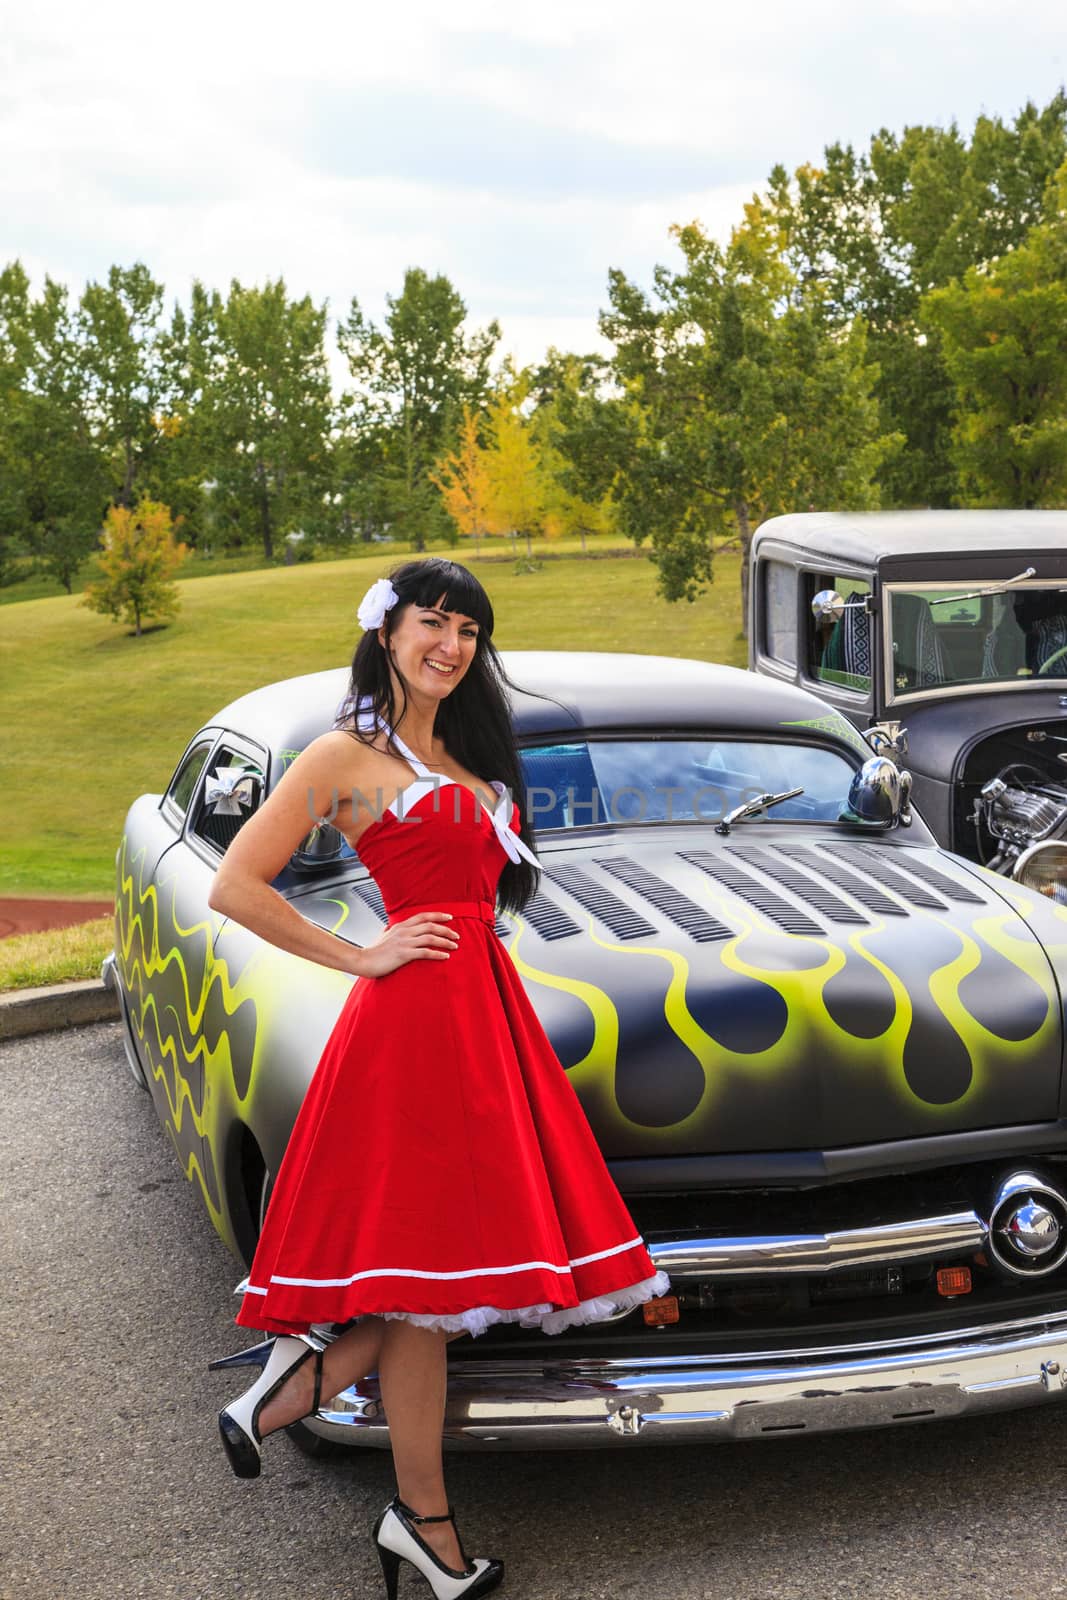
[330,409,395,546]
[922,162,1067,506]
[82,498,188,635]
[146,286,223,550]
[77,263,167,507]
[548,357,632,528]
[194,279,332,561]
[0,263,109,591]
[527,346,611,410]
[598,204,900,627]
[0,262,35,584]
[338,269,499,549]
[530,357,617,551]
[763,95,1067,506]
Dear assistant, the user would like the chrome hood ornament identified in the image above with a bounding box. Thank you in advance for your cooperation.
[845,756,913,829]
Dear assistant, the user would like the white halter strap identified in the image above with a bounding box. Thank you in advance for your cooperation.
[351,699,433,778]
[378,718,433,780]
[353,699,540,870]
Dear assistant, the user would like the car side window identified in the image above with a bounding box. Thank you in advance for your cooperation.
[190,744,265,857]
[761,560,797,667]
[167,740,214,819]
[808,574,872,695]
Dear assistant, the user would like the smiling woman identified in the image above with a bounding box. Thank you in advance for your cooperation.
[330,558,542,911]
[204,557,668,1598]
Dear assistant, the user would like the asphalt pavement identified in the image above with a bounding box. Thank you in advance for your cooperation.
[3,1022,1067,1600]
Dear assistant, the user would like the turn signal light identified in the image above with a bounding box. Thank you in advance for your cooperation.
[936,1266,972,1297]
[643,1295,680,1326]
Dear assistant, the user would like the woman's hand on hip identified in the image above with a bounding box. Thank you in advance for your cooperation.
[355,913,459,977]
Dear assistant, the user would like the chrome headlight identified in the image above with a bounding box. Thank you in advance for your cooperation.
[1013,840,1067,903]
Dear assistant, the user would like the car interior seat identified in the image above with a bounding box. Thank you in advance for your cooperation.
[980,596,1027,678]
[822,598,872,683]
[1028,611,1067,674]
[892,592,949,689]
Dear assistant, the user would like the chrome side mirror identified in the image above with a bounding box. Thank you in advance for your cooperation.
[812,589,872,623]
[289,822,348,872]
[845,757,913,828]
[812,589,845,622]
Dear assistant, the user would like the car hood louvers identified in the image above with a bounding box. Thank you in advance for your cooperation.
[677,849,824,937]
[544,863,657,941]
[592,857,733,943]
[502,839,1065,1160]
[287,839,1065,1162]
[723,846,867,925]
[827,842,986,905]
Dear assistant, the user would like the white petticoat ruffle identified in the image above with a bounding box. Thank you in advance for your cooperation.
[373,1270,672,1339]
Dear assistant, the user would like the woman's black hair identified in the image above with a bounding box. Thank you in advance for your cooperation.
[336,557,539,913]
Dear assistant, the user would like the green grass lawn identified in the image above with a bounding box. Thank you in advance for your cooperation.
[0,532,670,605]
[0,916,114,990]
[0,547,745,898]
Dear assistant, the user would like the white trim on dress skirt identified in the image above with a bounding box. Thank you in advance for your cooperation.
[244,1235,648,1294]
[376,1269,673,1338]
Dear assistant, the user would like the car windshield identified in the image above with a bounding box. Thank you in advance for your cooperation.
[888,582,1067,696]
[519,739,857,832]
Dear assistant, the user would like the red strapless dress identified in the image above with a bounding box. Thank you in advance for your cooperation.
[236,722,669,1338]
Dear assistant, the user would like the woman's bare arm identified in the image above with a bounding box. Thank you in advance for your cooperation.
[207,732,458,978]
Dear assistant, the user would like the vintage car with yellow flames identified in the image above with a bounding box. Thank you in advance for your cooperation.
[106,647,1067,1454]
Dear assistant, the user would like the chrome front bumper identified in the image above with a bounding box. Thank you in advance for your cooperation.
[307,1308,1067,1450]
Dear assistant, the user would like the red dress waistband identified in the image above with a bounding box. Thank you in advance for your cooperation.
[386,899,496,926]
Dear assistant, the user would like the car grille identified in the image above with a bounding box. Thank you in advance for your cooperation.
[446,1160,1067,1360]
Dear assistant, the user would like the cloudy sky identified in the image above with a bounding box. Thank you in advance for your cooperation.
[3,0,1065,376]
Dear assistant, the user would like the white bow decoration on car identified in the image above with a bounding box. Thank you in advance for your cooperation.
[205,767,259,815]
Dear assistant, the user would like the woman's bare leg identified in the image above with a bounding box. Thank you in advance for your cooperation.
[256,1316,385,1435]
[257,1317,466,1440]
[377,1319,465,1573]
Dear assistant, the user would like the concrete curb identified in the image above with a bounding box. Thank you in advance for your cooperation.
[0,979,120,1041]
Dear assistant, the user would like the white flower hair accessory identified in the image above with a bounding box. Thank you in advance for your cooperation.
[357,577,400,631]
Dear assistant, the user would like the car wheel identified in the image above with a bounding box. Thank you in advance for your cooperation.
[254,1166,344,1463]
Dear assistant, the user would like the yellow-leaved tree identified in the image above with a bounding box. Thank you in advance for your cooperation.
[429,406,494,553]
[483,383,546,557]
[82,498,188,636]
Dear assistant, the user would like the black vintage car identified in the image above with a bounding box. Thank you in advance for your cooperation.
[750,510,1067,898]
[107,650,1067,1452]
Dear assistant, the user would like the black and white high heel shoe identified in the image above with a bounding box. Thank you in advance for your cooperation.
[372,1496,504,1599]
[208,1335,324,1480]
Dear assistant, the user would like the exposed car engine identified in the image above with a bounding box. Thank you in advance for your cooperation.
[971,758,1067,872]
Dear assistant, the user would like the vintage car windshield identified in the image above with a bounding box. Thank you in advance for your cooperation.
[520,739,856,831]
[889,582,1067,696]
